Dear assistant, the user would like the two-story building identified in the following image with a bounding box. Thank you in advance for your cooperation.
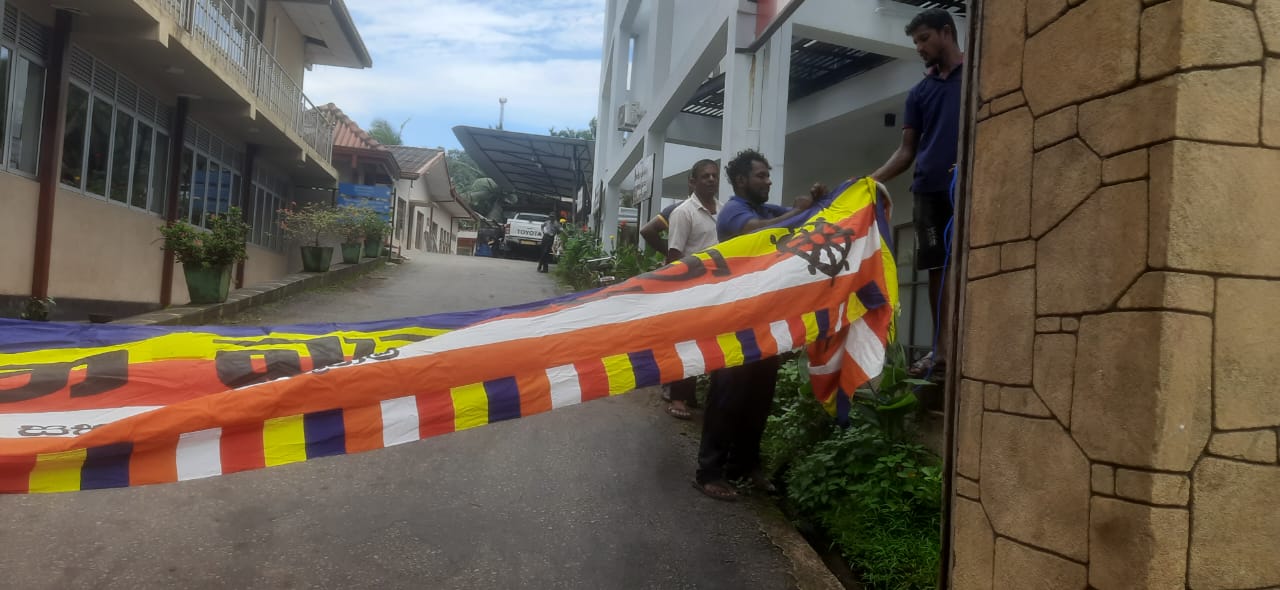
[0,0,371,320]
[591,0,965,355]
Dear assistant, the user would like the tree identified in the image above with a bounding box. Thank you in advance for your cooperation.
[447,149,483,195]
[368,117,409,146]
[548,117,597,141]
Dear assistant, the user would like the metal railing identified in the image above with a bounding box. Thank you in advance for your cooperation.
[161,0,335,163]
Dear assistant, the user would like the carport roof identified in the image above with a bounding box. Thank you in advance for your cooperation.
[451,126,594,200]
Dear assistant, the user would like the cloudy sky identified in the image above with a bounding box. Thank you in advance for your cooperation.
[305,0,606,150]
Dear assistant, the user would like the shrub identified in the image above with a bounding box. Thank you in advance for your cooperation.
[158,206,249,268]
[279,202,338,247]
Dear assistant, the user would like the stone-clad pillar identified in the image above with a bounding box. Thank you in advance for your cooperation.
[951,0,1280,588]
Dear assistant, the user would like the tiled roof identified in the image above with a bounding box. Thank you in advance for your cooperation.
[318,103,387,152]
[386,145,442,179]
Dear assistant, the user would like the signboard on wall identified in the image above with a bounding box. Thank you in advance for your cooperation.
[756,0,799,37]
[337,183,393,222]
[633,153,654,205]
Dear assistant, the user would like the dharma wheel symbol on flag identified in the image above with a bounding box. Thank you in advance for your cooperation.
[771,218,856,282]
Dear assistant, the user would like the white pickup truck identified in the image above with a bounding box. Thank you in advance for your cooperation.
[503,212,549,258]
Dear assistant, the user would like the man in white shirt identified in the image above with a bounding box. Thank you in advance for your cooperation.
[662,159,720,421]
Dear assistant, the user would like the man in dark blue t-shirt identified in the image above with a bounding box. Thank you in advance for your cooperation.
[869,8,963,376]
[694,149,813,502]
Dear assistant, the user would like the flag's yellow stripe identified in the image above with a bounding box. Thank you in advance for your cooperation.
[846,293,869,323]
[717,333,745,368]
[0,327,449,366]
[263,414,307,466]
[802,312,820,344]
[602,354,636,395]
[29,449,87,493]
[451,383,490,430]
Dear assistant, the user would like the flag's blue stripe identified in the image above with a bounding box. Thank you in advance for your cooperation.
[628,350,662,388]
[81,442,132,490]
[304,409,347,459]
[485,377,522,422]
[736,329,762,364]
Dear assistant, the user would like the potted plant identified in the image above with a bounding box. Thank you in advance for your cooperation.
[158,207,249,304]
[358,207,390,258]
[280,202,338,272]
[335,206,366,264]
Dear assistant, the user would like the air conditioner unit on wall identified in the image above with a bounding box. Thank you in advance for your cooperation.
[616,102,643,131]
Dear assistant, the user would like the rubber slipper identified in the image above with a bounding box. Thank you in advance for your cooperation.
[666,404,692,420]
[692,480,738,502]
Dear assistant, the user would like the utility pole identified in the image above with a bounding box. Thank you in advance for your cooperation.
[498,97,507,130]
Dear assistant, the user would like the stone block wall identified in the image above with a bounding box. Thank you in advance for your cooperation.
[951,0,1280,588]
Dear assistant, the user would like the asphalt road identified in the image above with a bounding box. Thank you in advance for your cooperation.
[0,253,795,589]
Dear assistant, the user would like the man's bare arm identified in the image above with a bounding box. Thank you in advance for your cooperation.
[869,128,920,183]
[639,217,667,253]
[738,194,816,234]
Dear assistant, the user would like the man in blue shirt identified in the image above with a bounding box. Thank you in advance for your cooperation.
[694,149,813,502]
[869,8,963,376]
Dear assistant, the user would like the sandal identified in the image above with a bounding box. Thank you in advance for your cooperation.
[692,480,738,502]
[908,352,946,377]
[666,404,692,420]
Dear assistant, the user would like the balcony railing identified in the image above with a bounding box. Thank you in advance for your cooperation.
[161,0,335,164]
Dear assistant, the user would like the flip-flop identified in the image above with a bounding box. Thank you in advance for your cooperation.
[666,404,692,420]
[692,480,738,502]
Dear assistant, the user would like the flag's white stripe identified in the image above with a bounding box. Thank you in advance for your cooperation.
[673,340,705,379]
[379,396,420,447]
[845,318,886,381]
[546,364,583,409]
[808,344,845,376]
[835,301,847,333]
[0,406,162,438]
[395,227,884,360]
[176,427,223,481]
[769,320,794,353]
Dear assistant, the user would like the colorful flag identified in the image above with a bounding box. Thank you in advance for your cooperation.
[0,178,896,493]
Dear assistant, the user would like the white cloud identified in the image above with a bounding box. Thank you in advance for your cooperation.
[304,0,605,147]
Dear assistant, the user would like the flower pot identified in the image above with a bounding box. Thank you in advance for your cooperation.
[183,264,232,304]
[300,245,334,272]
[363,235,382,258]
[340,242,363,264]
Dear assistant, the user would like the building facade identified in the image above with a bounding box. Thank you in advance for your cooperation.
[592,0,966,354]
[0,0,370,320]
[387,145,474,256]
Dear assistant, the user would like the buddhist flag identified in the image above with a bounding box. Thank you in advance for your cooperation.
[0,178,896,493]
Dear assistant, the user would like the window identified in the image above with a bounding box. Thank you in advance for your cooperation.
[60,85,88,188]
[149,132,170,216]
[130,122,153,209]
[0,8,49,177]
[8,56,44,174]
[109,110,134,202]
[85,97,112,196]
[249,164,288,251]
[61,46,175,215]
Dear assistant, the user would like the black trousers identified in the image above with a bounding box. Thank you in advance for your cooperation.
[668,376,697,404]
[695,357,780,484]
[536,234,555,270]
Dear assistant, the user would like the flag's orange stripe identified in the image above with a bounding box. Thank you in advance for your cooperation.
[517,371,552,417]
[651,344,685,384]
[129,439,177,486]
[343,403,384,453]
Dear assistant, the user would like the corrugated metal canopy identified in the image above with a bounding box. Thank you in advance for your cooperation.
[451,126,594,200]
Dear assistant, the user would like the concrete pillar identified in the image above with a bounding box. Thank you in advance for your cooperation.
[717,12,791,205]
[950,1,1280,588]
[602,181,621,251]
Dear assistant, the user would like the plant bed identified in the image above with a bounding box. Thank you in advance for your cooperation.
[761,348,943,590]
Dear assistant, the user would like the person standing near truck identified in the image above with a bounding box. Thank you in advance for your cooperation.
[536,214,561,273]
